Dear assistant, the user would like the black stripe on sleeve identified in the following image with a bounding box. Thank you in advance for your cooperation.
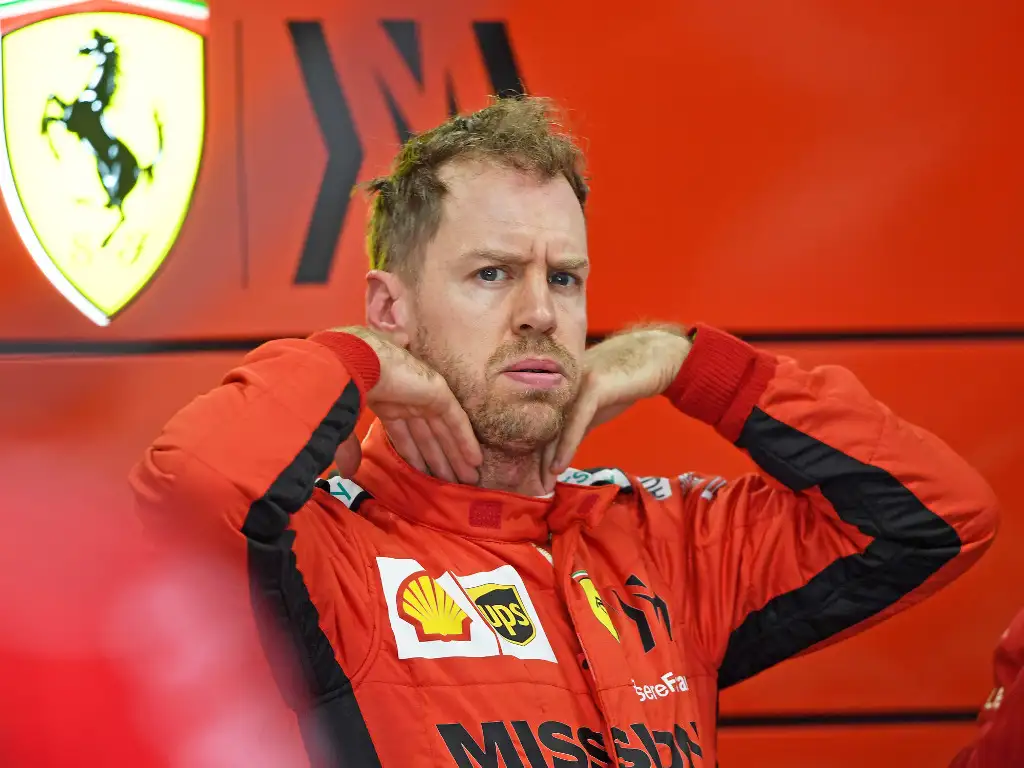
[242,380,361,540]
[717,408,962,689]
[242,380,382,767]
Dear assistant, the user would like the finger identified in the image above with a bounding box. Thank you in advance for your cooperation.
[334,434,363,478]
[438,396,483,468]
[409,417,457,483]
[429,416,480,485]
[385,419,428,474]
[552,395,598,474]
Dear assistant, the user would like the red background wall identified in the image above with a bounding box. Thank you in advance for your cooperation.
[1,0,1021,765]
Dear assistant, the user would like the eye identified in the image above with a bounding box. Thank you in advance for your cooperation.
[549,271,580,287]
[477,266,508,282]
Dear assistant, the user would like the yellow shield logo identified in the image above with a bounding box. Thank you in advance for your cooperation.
[572,570,620,641]
[0,0,207,325]
[466,583,536,646]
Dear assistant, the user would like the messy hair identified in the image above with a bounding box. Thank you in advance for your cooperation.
[364,96,588,278]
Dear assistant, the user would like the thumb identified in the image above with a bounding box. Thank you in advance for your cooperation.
[334,433,363,478]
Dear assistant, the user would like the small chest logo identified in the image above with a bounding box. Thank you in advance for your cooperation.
[572,570,620,641]
[616,574,673,654]
[398,571,472,643]
[465,583,535,646]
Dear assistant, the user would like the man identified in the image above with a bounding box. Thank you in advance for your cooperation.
[950,608,1024,767]
[132,97,999,767]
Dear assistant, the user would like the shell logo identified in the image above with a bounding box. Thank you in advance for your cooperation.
[398,570,472,642]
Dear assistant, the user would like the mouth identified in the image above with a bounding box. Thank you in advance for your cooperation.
[500,358,566,389]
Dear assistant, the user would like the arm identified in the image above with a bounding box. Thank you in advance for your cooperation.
[129,332,379,552]
[663,326,999,687]
[129,332,382,758]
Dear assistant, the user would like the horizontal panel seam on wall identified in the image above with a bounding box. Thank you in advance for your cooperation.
[719,708,978,729]
[2,327,1024,358]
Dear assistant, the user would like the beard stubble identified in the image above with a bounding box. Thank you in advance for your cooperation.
[410,327,579,453]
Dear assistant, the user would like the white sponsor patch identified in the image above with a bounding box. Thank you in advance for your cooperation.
[557,467,632,490]
[677,472,704,492]
[325,476,366,508]
[677,473,727,500]
[376,557,556,663]
[639,476,673,501]
[700,477,728,501]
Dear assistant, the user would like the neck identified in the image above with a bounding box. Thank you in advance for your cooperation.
[476,446,548,497]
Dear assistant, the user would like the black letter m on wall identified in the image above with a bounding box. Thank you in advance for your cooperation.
[289,19,526,285]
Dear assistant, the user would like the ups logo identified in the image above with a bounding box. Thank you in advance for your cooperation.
[466,583,536,646]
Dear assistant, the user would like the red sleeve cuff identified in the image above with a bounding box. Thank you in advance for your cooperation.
[662,324,777,442]
[307,331,381,397]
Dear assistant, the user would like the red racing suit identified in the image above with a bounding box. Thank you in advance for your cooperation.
[130,324,999,767]
[950,608,1024,768]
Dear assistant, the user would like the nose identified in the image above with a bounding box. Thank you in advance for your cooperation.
[511,269,556,336]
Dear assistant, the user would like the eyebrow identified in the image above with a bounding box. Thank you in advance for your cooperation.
[460,248,590,271]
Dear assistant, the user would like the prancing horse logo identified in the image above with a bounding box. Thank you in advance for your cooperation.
[0,1,208,325]
[41,29,164,249]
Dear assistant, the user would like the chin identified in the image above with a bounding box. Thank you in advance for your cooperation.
[519,403,563,438]
[473,400,564,451]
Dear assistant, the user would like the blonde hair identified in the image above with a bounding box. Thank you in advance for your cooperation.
[365,96,588,278]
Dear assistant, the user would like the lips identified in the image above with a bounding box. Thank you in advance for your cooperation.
[502,358,565,376]
[500,357,566,390]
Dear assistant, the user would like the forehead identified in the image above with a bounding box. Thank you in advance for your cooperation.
[433,160,587,255]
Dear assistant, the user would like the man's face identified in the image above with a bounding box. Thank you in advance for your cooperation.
[407,160,589,453]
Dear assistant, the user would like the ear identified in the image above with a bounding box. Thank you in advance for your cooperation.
[365,269,413,348]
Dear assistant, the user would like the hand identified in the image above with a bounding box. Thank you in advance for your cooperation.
[547,327,692,484]
[333,327,482,484]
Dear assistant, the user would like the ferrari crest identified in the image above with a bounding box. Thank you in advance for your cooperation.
[0,0,208,325]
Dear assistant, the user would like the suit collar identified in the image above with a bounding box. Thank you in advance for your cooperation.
[354,421,623,543]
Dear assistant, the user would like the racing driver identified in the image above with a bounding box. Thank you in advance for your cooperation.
[131,96,1000,767]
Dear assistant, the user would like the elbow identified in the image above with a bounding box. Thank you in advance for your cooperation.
[924,458,1001,559]
[957,476,1001,555]
[128,444,190,528]
[128,443,253,551]
[129,440,217,526]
